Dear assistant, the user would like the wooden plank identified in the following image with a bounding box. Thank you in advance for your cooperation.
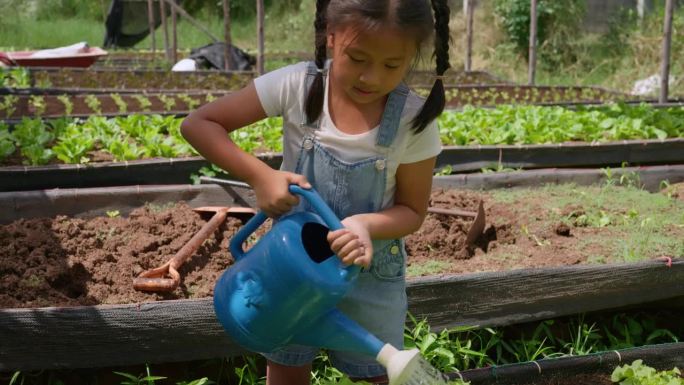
[0,260,681,371]
[528,0,537,85]
[433,164,684,192]
[0,299,242,371]
[660,0,675,103]
[464,0,474,72]
[147,0,156,54]
[437,139,684,173]
[406,259,684,330]
[0,184,246,224]
[256,0,265,75]
[223,0,232,71]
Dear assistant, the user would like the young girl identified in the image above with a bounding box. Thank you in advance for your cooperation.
[181,1,450,383]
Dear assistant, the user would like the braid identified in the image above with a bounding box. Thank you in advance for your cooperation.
[305,0,330,125]
[412,0,451,133]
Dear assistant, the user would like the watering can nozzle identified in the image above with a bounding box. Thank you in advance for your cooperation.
[376,344,450,385]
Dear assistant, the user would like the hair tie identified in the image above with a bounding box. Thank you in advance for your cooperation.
[434,75,446,81]
[316,68,327,75]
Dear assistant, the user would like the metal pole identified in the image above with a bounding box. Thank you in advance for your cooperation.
[160,0,170,61]
[528,0,538,85]
[171,0,177,64]
[659,0,674,103]
[256,0,265,75]
[465,0,475,72]
[147,0,156,55]
[223,0,232,71]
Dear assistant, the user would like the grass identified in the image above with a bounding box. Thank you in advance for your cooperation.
[0,18,105,51]
[486,181,684,264]
[407,259,453,277]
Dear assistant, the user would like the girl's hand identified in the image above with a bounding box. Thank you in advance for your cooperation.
[252,170,311,217]
[327,215,373,268]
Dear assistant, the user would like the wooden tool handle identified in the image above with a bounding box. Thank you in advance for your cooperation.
[427,206,477,218]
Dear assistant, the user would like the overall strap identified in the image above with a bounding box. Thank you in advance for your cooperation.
[375,83,409,148]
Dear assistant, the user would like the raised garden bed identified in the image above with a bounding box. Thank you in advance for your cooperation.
[0,91,226,119]
[439,84,635,107]
[24,67,256,91]
[10,66,508,92]
[0,182,682,370]
[1,104,683,191]
[407,70,511,86]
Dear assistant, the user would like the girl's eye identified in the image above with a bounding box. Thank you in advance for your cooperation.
[385,64,400,69]
[349,55,364,63]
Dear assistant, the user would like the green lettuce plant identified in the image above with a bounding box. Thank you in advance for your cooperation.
[57,94,74,116]
[0,122,15,161]
[611,360,683,385]
[110,93,128,114]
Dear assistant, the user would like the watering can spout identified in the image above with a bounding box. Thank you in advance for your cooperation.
[293,309,385,358]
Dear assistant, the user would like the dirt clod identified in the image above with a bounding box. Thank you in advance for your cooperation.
[554,222,572,236]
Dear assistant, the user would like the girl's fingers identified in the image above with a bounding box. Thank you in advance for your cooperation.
[341,247,364,265]
[353,251,372,268]
[337,237,362,258]
[328,231,358,253]
[286,173,312,189]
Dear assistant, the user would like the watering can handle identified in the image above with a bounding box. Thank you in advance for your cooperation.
[229,185,346,261]
[288,185,344,231]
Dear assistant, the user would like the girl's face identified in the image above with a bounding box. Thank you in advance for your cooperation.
[327,24,417,106]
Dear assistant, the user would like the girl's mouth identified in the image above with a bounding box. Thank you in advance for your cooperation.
[354,87,375,95]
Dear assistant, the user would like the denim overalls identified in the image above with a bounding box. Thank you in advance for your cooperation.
[262,63,411,378]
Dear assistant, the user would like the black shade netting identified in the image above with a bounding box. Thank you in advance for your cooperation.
[104,0,174,48]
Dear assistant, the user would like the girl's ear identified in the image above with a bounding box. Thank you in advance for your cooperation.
[327,33,334,49]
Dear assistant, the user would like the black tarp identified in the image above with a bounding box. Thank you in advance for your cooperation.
[104,0,166,48]
[189,42,256,71]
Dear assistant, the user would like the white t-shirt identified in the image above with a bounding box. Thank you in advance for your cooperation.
[253,61,442,208]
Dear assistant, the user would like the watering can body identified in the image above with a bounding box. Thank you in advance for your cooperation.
[213,186,385,357]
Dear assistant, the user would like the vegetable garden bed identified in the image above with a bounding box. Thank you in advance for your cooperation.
[17,67,256,91]
[1,103,682,191]
[438,85,634,107]
[1,84,635,114]
[0,182,681,370]
[0,91,226,119]
[3,65,509,91]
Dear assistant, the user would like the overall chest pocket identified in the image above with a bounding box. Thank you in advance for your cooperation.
[369,239,405,282]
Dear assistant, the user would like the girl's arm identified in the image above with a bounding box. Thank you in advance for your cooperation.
[181,83,310,217]
[328,156,436,266]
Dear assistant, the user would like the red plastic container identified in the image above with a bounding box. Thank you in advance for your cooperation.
[0,47,108,68]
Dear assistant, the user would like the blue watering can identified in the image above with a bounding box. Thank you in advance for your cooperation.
[213,185,449,385]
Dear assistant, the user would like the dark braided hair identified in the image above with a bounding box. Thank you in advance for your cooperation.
[412,0,451,132]
[304,0,451,133]
[305,0,330,125]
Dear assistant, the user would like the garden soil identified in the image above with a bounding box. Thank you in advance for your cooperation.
[1,187,681,309]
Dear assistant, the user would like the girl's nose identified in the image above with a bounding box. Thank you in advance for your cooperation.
[359,66,381,86]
